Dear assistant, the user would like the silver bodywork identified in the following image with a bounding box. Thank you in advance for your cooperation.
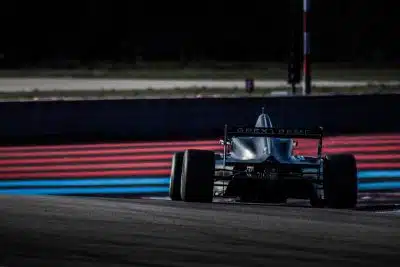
[213,109,324,200]
[215,111,322,169]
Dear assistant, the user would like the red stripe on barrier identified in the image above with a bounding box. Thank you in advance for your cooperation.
[218,134,400,141]
[0,140,218,152]
[0,169,171,179]
[296,136,400,148]
[3,161,397,174]
[0,154,174,166]
[295,146,399,153]
[3,143,398,159]
[0,162,171,172]
[2,161,398,180]
[327,134,400,140]
[1,152,399,167]
[355,154,400,161]
[0,135,399,153]
[0,145,222,158]
[0,136,399,154]
[0,135,399,180]
[1,159,398,179]
[357,162,400,169]
[298,145,400,154]
[314,139,400,146]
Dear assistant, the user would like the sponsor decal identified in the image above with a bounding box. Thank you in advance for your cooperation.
[234,127,317,136]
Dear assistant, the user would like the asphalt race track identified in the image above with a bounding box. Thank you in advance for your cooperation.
[1,78,399,91]
[0,195,399,267]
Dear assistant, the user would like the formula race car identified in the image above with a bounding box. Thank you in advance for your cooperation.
[169,108,358,209]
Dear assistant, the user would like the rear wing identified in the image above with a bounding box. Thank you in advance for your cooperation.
[226,126,323,139]
[221,125,324,166]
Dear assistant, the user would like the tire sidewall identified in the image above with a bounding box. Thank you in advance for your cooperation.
[169,152,184,200]
[323,154,358,209]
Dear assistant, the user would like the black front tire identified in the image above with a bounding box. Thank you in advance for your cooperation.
[169,152,184,201]
[181,149,215,203]
[323,154,358,209]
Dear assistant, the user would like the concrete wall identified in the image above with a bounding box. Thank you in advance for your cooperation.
[1,94,399,145]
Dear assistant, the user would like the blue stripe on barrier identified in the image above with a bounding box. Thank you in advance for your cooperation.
[358,170,400,178]
[0,186,170,195]
[359,182,400,191]
[0,177,170,187]
[0,170,398,187]
[0,170,399,195]
[0,183,397,195]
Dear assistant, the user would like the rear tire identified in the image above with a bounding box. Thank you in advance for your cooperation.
[169,152,184,201]
[323,154,358,209]
[181,149,215,203]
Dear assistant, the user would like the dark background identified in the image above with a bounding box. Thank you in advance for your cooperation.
[0,1,398,68]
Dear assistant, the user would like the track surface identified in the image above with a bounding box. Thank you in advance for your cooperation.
[0,195,399,267]
[1,78,399,91]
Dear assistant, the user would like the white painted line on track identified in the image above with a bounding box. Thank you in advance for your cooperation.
[142,196,400,215]
[375,210,400,215]
[143,196,171,200]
